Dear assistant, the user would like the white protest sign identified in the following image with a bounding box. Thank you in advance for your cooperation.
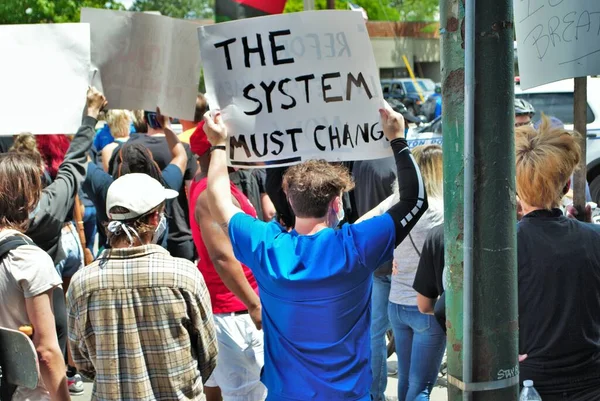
[198,11,390,167]
[0,23,90,136]
[81,8,201,120]
[514,0,600,90]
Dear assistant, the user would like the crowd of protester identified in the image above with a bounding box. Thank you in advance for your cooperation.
[0,83,599,401]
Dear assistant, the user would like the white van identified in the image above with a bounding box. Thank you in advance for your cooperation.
[407,77,600,201]
[515,77,600,201]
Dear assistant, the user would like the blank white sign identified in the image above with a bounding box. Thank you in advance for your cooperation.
[0,23,91,136]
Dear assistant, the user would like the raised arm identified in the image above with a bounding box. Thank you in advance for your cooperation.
[157,107,188,175]
[29,88,106,231]
[204,112,243,234]
[356,192,398,223]
[380,106,428,247]
[196,192,262,329]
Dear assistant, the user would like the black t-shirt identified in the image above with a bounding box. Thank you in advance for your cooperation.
[518,209,600,398]
[412,224,445,331]
[110,134,198,258]
[0,137,14,153]
[412,223,444,299]
[352,157,397,275]
[229,169,264,221]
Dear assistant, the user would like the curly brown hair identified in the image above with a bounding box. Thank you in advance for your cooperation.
[282,160,354,218]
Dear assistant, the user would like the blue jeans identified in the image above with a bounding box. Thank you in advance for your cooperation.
[370,275,391,401]
[389,303,446,401]
[83,205,97,254]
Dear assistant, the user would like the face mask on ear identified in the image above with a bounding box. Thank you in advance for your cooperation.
[329,198,345,228]
[152,213,167,244]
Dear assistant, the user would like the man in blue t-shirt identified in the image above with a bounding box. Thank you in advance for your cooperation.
[201,105,428,401]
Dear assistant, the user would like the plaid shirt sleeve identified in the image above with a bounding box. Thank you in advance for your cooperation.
[66,286,96,380]
[185,279,218,384]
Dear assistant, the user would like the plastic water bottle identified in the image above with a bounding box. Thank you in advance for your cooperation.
[519,380,542,400]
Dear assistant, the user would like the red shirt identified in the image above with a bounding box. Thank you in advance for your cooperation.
[189,177,259,314]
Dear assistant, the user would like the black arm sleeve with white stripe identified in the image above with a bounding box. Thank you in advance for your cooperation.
[386,138,428,247]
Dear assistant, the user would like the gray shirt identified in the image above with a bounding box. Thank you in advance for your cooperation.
[390,200,443,305]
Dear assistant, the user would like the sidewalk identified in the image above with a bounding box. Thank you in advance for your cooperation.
[78,355,449,400]
[384,354,448,401]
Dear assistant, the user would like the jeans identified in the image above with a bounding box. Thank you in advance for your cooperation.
[83,205,97,254]
[389,304,446,401]
[55,222,84,278]
[370,275,391,401]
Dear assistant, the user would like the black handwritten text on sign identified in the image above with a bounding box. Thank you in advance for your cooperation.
[519,0,600,64]
[213,31,374,115]
[199,11,389,166]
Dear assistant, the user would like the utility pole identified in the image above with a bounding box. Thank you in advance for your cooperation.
[326,0,335,9]
[439,0,466,397]
[304,0,315,11]
[443,0,519,398]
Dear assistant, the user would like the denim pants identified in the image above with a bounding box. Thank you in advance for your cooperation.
[389,303,446,401]
[83,205,97,254]
[370,275,391,401]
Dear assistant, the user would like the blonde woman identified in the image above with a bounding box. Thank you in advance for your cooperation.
[101,110,132,172]
[516,117,600,400]
[359,144,445,401]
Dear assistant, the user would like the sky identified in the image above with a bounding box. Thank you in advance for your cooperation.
[120,0,134,9]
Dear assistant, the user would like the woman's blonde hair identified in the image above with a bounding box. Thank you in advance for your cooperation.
[515,114,581,210]
[105,110,132,139]
[412,144,443,200]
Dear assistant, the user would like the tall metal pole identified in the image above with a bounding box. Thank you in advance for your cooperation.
[462,0,475,396]
[470,0,519,398]
[573,77,588,219]
[440,0,466,398]
[444,0,519,399]
[303,0,315,11]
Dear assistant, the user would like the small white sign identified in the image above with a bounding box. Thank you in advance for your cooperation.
[514,0,600,89]
[199,11,390,167]
[0,23,90,136]
[82,8,202,120]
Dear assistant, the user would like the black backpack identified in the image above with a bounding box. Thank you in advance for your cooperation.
[0,236,34,261]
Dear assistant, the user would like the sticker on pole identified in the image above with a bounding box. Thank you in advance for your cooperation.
[198,11,390,167]
[514,0,600,90]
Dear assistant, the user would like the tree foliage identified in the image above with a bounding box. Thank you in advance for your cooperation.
[284,0,438,22]
[0,0,124,24]
[131,0,214,19]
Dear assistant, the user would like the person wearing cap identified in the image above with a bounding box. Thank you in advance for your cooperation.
[188,122,266,401]
[66,173,217,401]
[514,98,536,128]
[203,104,427,401]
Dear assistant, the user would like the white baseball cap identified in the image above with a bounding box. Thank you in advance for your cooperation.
[106,173,178,221]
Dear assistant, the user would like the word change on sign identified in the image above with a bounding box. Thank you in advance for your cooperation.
[82,8,202,120]
[514,0,600,89]
[198,11,389,167]
[0,23,90,136]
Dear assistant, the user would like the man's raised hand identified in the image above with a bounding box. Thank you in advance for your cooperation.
[86,86,107,119]
[203,111,228,146]
[379,100,406,142]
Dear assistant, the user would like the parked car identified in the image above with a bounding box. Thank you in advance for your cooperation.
[407,78,600,201]
[381,78,436,115]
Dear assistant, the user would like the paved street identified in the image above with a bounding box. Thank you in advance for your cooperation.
[77,352,449,400]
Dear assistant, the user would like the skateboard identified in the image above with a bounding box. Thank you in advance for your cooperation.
[0,326,39,391]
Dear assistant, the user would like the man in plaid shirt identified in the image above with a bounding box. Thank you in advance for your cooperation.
[67,173,217,400]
